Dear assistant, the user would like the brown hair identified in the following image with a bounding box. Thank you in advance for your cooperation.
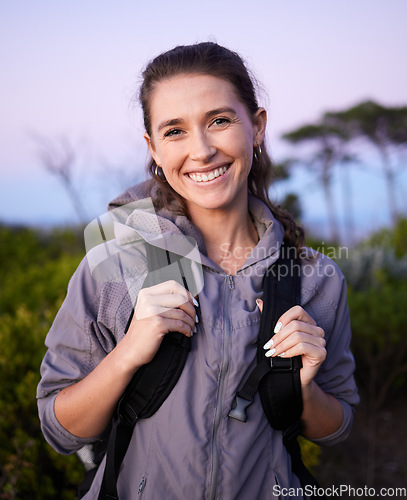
[139,42,304,249]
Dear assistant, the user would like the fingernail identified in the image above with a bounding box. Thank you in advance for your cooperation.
[265,348,276,357]
[190,329,194,337]
[256,298,261,308]
[195,314,199,323]
[263,339,273,350]
[192,297,199,307]
[194,325,197,334]
[278,352,285,357]
[274,322,282,334]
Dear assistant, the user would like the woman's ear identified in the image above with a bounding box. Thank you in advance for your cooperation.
[144,132,161,166]
[253,107,267,146]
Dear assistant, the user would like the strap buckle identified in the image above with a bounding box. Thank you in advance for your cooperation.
[270,357,294,372]
[228,395,253,422]
[270,355,302,372]
[118,401,139,428]
[283,421,302,444]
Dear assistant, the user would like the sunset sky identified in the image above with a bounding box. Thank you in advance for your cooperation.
[1,0,406,242]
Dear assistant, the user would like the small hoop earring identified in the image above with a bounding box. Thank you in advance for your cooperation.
[253,145,262,162]
[154,165,167,183]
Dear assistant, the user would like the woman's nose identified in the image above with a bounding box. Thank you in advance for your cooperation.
[189,132,216,163]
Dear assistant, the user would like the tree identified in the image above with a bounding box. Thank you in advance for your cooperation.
[271,160,302,220]
[327,100,407,224]
[282,119,352,242]
[30,134,89,225]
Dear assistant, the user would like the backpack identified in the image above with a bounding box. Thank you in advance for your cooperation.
[79,244,321,499]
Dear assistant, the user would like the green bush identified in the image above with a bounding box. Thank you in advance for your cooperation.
[0,226,84,499]
[362,217,407,258]
[331,218,407,408]
[347,282,407,411]
[299,437,321,472]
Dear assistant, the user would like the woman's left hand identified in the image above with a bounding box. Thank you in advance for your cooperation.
[257,301,326,387]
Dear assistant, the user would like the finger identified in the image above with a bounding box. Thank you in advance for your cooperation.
[136,298,197,322]
[265,332,326,358]
[275,320,324,342]
[150,292,194,310]
[136,280,197,320]
[161,307,196,332]
[256,298,263,314]
[177,300,198,323]
[151,293,197,321]
[143,280,193,303]
[263,320,324,351]
[268,306,318,345]
[150,314,194,337]
[276,305,317,331]
[269,342,326,366]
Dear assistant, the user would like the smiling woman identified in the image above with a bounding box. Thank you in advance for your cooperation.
[37,42,359,499]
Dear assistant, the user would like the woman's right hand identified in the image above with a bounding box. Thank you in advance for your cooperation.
[121,280,197,370]
[54,280,197,438]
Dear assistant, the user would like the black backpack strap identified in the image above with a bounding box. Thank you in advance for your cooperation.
[228,246,302,424]
[97,245,192,500]
[229,246,323,496]
[257,247,303,431]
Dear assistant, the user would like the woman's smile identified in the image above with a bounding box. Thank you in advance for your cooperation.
[187,164,230,183]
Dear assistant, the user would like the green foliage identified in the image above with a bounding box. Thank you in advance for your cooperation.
[280,193,302,220]
[271,160,303,219]
[299,437,321,473]
[309,220,407,412]
[347,282,407,410]
[330,220,407,411]
[0,226,84,498]
[327,100,407,146]
[362,217,407,258]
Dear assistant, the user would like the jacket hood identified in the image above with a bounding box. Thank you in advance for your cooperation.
[108,180,207,255]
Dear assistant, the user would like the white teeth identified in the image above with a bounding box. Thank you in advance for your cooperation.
[189,166,228,183]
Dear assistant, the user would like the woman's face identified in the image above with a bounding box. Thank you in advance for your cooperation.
[144,73,266,217]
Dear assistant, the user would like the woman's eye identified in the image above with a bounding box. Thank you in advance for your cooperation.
[213,117,230,127]
[164,128,182,138]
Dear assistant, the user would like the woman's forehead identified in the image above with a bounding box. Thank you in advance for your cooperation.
[151,73,236,98]
[148,74,247,121]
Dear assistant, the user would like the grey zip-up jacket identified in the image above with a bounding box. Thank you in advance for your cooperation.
[37,181,359,499]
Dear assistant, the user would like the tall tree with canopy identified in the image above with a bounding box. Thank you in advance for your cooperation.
[327,100,407,225]
[282,118,352,242]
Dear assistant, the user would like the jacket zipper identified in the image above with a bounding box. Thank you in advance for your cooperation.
[138,476,146,494]
[208,275,234,500]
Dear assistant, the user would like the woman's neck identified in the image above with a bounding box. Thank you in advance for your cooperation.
[188,203,258,275]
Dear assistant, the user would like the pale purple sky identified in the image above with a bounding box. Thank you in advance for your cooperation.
[1,0,406,241]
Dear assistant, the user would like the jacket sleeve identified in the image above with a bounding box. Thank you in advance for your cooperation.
[36,254,142,455]
[302,254,360,446]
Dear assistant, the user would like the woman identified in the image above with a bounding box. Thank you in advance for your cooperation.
[37,42,359,499]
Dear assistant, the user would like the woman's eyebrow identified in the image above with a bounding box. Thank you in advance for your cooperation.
[157,118,184,132]
[206,107,236,119]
